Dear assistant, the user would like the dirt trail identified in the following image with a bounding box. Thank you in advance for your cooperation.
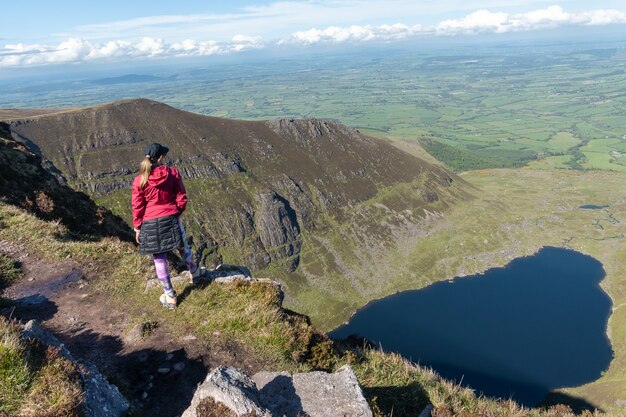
[1,245,264,417]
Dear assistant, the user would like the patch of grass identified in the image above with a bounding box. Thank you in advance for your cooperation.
[0,253,21,289]
[165,279,323,369]
[19,347,83,417]
[0,317,83,417]
[548,132,581,152]
[139,320,159,338]
[197,396,261,417]
[349,348,613,417]
[419,138,511,172]
[0,317,32,415]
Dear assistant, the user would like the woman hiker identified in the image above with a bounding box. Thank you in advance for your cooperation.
[132,143,201,309]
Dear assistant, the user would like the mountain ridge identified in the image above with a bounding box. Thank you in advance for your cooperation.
[4,99,471,327]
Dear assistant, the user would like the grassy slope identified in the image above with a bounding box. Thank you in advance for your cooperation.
[1,201,619,417]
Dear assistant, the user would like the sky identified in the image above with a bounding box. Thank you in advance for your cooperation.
[2,0,626,69]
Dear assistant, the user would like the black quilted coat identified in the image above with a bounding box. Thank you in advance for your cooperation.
[139,215,184,255]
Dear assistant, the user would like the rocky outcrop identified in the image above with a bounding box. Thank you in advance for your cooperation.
[265,118,359,147]
[182,365,372,417]
[182,366,271,417]
[145,265,285,305]
[253,365,372,417]
[255,191,301,271]
[21,320,130,417]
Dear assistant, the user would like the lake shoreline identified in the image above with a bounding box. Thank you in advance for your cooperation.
[329,246,613,407]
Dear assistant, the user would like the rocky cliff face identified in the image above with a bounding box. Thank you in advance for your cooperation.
[0,122,132,240]
[5,99,468,281]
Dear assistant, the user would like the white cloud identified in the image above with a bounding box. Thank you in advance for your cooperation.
[59,1,554,44]
[135,37,166,56]
[577,8,626,26]
[3,5,626,68]
[0,36,265,68]
[229,35,264,52]
[283,6,626,44]
[170,39,221,57]
[284,23,423,45]
[75,13,237,34]
[437,10,509,34]
[436,6,626,35]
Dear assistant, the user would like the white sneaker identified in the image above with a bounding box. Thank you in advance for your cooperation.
[159,293,177,309]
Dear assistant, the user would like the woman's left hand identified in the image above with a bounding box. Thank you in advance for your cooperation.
[135,230,140,244]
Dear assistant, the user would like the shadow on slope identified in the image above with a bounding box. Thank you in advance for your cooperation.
[365,381,430,416]
[53,325,208,417]
[541,392,604,415]
[1,295,58,323]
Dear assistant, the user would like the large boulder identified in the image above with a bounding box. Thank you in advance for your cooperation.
[182,365,372,417]
[181,366,271,417]
[253,365,372,417]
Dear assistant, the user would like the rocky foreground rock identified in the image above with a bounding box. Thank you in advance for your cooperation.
[182,365,372,417]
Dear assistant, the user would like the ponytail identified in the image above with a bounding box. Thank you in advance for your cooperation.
[139,156,154,189]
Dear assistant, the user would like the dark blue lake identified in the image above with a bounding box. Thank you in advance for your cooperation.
[330,247,613,406]
[580,205,609,210]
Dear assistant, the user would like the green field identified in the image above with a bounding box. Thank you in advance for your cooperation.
[2,41,626,172]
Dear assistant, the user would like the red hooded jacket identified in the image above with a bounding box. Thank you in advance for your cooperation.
[131,165,188,229]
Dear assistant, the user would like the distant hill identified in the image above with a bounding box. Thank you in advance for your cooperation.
[0,108,73,121]
[4,99,471,326]
[90,74,165,85]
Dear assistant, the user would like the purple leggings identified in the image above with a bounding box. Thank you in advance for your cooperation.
[153,219,196,298]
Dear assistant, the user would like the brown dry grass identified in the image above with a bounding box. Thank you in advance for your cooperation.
[196,396,261,417]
